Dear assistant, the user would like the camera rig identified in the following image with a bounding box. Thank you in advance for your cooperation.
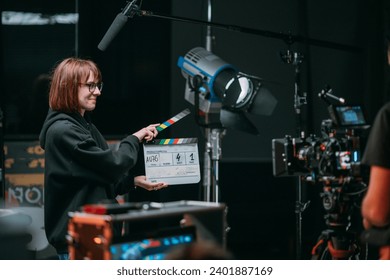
[272,104,368,183]
[272,99,370,259]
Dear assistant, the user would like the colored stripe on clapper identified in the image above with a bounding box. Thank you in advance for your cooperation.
[154,138,198,145]
[156,108,191,132]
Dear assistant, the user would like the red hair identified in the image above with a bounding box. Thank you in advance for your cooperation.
[49,58,102,113]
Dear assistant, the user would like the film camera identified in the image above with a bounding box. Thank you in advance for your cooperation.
[272,104,368,182]
[272,104,370,259]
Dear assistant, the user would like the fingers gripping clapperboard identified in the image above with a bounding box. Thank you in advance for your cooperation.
[143,108,201,185]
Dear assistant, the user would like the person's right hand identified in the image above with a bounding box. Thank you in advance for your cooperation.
[134,175,168,191]
[132,123,159,142]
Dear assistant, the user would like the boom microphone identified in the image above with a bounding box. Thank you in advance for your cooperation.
[98,1,138,51]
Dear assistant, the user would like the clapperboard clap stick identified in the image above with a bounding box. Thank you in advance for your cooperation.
[143,108,201,185]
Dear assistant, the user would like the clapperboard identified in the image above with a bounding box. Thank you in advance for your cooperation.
[143,109,201,185]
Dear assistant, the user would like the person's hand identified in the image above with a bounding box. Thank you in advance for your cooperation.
[379,246,390,260]
[134,175,168,191]
[362,218,372,230]
[132,123,159,142]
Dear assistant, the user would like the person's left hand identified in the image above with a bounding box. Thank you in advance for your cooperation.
[134,175,168,191]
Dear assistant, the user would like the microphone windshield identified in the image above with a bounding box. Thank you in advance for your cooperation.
[98,13,128,51]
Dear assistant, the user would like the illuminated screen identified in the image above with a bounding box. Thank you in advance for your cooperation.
[109,226,196,260]
[334,105,366,126]
[335,150,360,170]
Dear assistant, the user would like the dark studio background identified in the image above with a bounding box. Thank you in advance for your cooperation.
[0,0,389,260]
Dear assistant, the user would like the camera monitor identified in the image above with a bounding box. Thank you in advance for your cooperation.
[110,226,196,260]
[68,200,226,259]
[329,105,367,128]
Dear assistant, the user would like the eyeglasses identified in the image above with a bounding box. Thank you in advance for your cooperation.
[79,82,104,93]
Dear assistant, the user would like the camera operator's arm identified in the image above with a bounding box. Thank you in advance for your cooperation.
[362,165,390,260]
[360,102,390,259]
[362,165,390,229]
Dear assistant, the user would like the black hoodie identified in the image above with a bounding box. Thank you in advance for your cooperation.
[39,109,140,253]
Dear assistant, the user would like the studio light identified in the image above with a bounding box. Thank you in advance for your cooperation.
[178,47,277,135]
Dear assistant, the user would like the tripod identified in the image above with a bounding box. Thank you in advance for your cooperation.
[311,180,367,259]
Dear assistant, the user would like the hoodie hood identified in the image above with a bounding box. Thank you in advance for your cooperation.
[39,109,89,149]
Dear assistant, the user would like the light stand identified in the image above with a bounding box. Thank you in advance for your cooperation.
[278,48,349,259]
[280,47,310,259]
[201,0,224,203]
[187,65,226,202]
[205,128,225,202]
